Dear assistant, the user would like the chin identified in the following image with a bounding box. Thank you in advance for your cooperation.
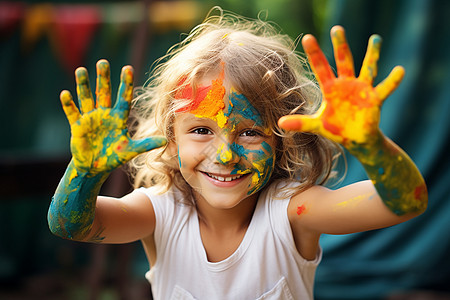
[193,189,253,209]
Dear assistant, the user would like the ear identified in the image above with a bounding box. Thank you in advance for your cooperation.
[167,139,178,157]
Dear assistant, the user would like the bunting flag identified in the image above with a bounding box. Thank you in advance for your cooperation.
[21,3,54,53]
[100,2,144,51]
[0,2,25,38]
[50,5,101,72]
[2,1,203,71]
[150,1,202,32]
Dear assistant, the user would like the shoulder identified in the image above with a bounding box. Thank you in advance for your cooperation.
[286,184,326,260]
[137,185,194,224]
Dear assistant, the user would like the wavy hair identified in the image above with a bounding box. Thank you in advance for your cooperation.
[127,7,343,200]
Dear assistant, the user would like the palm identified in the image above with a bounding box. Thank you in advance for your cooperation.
[61,60,166,174]
[315,77,380,145]
[279,26,404,148]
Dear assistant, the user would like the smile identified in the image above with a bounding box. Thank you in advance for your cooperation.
[206,173,244,182]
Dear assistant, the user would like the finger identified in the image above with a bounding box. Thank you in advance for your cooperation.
[60,90,81,125]
[131,136,167,154]
[302,34,335,93]
[75,67,95,114]
[96,59,112,108]
[113,65,134,118]
[330,25,355,77]
[278,114,322,133]
[375,66,405,104]
[359,34,382,84]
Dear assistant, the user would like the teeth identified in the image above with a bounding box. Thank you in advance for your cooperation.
[207,173,244,182]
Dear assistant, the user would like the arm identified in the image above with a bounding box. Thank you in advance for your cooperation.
[48,60,166,242]
[278,26,427,236]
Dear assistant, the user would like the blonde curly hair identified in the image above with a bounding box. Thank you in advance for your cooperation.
[127,7,343,200]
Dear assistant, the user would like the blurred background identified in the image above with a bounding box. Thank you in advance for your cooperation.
[0,0,448,299]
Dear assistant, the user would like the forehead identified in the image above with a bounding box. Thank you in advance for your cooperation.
[175,73,264,125]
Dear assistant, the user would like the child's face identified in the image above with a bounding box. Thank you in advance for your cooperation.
[172,72,276,209]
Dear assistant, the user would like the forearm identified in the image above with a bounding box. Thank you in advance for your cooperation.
[48,159,110,240]
[348,130,428,215]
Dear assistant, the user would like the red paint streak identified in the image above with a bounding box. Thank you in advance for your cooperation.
[297,204,306,215]
[116,140,128,152]
[322,104,342,136]
[175,83,211,113]
[414,184,427,200]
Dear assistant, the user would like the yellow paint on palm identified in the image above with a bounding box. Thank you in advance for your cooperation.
[70,108,137,173]
[321,84,380,145]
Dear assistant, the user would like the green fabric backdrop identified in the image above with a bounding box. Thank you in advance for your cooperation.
[315,0,450,299]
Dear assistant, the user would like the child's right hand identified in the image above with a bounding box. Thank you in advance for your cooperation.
[60,59,166,175]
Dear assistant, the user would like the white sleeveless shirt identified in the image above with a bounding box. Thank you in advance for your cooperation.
[139,180,321,300]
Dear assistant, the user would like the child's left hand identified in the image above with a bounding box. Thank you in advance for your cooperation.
[278,25,404,149]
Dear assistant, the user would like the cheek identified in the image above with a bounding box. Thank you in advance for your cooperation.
[177,140,213,169]
[245,142,275,194]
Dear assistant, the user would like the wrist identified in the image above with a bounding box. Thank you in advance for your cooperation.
[345,129,388,165]
[49,159,110,239]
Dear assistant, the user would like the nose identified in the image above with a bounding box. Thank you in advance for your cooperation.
[216,142,240,165]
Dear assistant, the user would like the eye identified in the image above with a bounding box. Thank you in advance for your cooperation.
[240,130,262,137]
[192,127,212,135]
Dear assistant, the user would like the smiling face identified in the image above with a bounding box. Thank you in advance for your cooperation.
[172,72,276,209]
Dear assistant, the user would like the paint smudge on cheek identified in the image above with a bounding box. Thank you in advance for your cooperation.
[230,142,274,195]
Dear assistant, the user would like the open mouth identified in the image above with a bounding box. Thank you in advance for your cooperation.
[202,171,250,182]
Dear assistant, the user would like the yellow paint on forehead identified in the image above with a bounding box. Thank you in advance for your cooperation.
[190,73,227,128]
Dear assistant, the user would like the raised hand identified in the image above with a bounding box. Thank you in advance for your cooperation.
[278,26,404,149]
[61,59,166,174]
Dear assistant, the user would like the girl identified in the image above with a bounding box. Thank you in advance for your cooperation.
[48,10,427,300]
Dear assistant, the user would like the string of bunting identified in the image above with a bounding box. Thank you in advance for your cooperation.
[0,1,203,72]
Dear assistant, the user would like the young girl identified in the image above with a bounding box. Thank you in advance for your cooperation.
[48,10,427,300]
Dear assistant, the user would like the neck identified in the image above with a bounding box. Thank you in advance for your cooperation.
[194,192,259,234]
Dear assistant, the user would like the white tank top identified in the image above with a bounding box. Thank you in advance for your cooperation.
[139,180,321,300]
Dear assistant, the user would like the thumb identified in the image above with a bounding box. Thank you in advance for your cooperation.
[131,136,167,154]
[278,114,322,133]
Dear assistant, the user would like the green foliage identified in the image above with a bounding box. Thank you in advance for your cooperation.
[202,0,331,41]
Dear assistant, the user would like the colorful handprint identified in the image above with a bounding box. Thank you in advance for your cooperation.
[48,60,166,240]
[278,26,426,215]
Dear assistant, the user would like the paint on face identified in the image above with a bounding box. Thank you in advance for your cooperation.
[226,89,263,126]
[176,71,227,128]
[220,90,274,195]
[178,73,274,196]
[229,141,274,195]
